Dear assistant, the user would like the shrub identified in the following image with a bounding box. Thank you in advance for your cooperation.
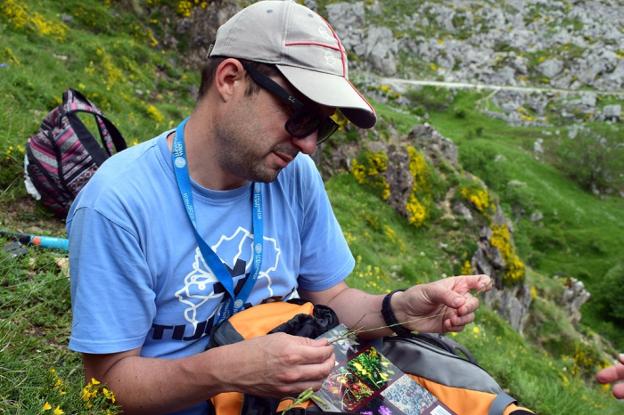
[593,263,624,324]
[550,132,624,194]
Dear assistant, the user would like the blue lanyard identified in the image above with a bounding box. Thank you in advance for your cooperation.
[171,117,264,325]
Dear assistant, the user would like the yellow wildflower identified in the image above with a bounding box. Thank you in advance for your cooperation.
[53,406,64,415]
[102,387,116,403]
[530,286,538,300]
[146,104,165,124]
[461,259,472,275]
[42,402,52,411]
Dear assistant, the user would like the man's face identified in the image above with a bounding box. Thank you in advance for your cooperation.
[214,73,332,183]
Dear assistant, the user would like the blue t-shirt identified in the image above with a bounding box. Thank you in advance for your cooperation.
[66,131,354,415]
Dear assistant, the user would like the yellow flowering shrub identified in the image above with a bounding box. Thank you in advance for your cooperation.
[490,224,526,285]
[176,0,208,17]
[405,146,432,226]
[460,184,492,215]
[350,151,390,200]
[330,110,349,131]
[405,194,426,225]
[0,0,68,40]
[351,146,434,227]
[567,342,608,380]
[407,146,429,192]
[95,48,124,91]
[350,159,367,184]
[377,84,401,101]
[381,181,391,201]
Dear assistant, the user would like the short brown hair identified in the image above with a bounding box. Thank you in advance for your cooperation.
[197,57,282,100]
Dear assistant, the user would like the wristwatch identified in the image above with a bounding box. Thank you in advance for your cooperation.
[381,289,412,337]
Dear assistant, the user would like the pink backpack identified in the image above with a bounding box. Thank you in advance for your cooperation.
[24,89,127,218]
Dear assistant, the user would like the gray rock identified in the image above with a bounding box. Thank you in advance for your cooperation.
[581,93,597,109]
[561,278,591,326]
[407,124,458,166]
[453,202,473,221]
[533,138,544,157]
[472,216,531,333]
[530,211,544,222]
[482,284,532,334]
[326,2,366,53]
[602,104,621,122]
[364,26,398,76]
[538,59,564,78]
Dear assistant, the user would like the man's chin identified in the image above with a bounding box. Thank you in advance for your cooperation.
[251,167,282,183]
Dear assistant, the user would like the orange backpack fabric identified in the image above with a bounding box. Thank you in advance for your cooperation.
[382,334,535,415]
[207,301,338,415]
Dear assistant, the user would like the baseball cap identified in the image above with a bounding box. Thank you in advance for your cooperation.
[210,0,376,129]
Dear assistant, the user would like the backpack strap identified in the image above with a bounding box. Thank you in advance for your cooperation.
[488,392,517,415]
[61,88,126,165]
[65,111,109,166]
[98,116,127,153]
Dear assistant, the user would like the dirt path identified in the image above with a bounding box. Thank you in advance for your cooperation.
[381,77,624,97]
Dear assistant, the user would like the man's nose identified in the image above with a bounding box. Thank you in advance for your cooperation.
[291,131,318,155]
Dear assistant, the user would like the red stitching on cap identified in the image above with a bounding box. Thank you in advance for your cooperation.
[347,79,376,115]
[285,41,342,51]
[319,17,346,77]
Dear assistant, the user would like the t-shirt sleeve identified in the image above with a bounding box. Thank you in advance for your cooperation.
[67,206,156,354]
[295,156,355,292]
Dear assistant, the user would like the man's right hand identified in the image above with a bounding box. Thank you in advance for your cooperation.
[221,332,335,397]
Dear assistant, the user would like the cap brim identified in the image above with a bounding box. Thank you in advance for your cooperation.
[277,65,377,129]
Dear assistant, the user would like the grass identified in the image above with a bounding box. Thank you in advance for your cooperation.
[1,1,624,414]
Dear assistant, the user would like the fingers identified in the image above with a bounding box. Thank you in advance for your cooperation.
[457,293,480,316]
[281,335,334,365]
[278,353,336,384]
[442,306,476,332]
[455,274,492,293]
[596,361,624,384]
[596,360,624,400]
[271,335,336,395]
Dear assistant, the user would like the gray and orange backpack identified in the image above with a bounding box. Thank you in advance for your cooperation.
[206,300,535,415]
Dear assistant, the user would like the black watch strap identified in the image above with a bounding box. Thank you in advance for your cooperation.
[381,289,412,337]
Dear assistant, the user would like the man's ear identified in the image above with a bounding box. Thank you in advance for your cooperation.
[214,58,246,102]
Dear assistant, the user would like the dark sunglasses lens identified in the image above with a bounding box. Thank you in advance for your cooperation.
[286,110,320,138]
[285,109,339,144]
[317,118,339,144]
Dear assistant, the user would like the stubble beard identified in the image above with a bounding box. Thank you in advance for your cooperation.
[214,122,284,184]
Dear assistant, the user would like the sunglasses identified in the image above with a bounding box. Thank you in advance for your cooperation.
[242,62,339,144]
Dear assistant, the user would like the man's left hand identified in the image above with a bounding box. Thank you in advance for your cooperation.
[392,274,492,333]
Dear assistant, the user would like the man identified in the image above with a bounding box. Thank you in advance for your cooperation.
[67,1,491,414]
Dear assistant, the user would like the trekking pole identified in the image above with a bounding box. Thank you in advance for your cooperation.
[0,230,69,251]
